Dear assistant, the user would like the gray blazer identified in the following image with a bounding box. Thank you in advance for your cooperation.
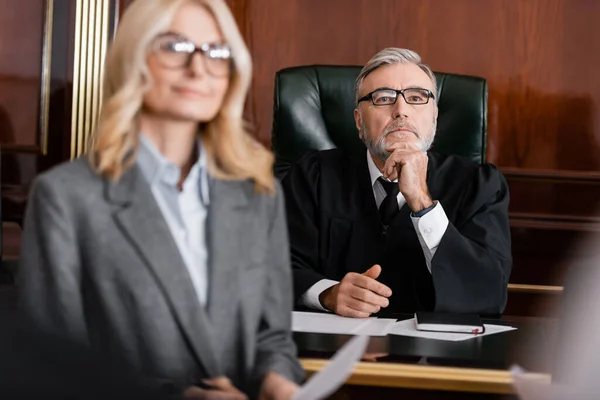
[18,157,304,397]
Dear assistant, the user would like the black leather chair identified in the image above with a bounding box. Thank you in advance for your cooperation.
[271,65,487,179]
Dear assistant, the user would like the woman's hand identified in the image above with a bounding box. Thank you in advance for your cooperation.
[184,377,248,400]
[258,372,300,400]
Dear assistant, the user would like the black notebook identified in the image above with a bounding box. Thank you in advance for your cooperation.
[414,312,485,334]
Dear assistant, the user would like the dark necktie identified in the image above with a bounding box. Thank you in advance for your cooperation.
[377,177,400,225]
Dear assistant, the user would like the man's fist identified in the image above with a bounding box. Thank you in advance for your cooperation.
[319,265,392,318]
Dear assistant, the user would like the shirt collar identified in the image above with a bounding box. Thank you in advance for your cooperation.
[366,149,398,187]
[137,134,209,202]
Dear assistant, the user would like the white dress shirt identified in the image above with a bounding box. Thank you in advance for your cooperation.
[137,135,210,307]
[300,150,449,311]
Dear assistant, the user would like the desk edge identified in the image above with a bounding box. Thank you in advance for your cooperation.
[300,359,551,395]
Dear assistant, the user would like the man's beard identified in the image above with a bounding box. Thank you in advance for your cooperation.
[360,118,437,161]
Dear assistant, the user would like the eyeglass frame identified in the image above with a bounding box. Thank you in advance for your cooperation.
[150,32,234,76]
[356,87,436,106]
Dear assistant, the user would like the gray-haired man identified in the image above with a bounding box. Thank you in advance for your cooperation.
[282,48,512,318]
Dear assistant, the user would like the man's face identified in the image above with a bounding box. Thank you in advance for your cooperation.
[354,63,438,162]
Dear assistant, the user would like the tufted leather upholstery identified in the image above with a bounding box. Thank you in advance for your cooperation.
[271,65,487,178]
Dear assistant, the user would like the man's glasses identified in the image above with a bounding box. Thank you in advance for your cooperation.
[151,32,233,77]
[357,87,435,106]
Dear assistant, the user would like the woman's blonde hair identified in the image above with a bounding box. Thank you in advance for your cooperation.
[89,0,275,193]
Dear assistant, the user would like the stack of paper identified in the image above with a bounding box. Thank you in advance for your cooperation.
[292,311,396,336]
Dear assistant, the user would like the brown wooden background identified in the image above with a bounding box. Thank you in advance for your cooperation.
[4,0,600,315]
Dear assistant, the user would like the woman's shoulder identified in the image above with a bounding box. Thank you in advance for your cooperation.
[32,157,102,197]
[234,177,283,212]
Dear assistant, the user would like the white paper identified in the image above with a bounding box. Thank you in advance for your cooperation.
[353,317,397,336]
[292,311,396,336]
[292,335,369,400]
[388,318,517,341]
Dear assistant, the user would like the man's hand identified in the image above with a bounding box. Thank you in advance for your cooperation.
[382,142,433,213]
[184,377,247,400]
[258,372,299,400]
[319,265,392,318]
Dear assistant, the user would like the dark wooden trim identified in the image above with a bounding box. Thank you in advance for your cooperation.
[0,145,43,154]
[509,212,600,231]
[510,212,600,224]
[510,218,600,232]
[510,219,600,231]
[501,167,600,184]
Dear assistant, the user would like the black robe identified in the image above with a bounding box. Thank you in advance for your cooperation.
[281,149,512,315]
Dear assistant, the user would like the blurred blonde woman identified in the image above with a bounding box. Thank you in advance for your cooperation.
[18,0,303,399]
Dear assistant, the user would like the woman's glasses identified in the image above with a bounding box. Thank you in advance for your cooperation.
[151,32,233,77]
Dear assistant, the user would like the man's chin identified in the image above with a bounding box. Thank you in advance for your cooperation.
[384,135,420,148]
[384,136,431,152]
[386,131,416,141]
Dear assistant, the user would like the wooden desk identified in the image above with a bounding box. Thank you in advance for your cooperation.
[294,315,555,398]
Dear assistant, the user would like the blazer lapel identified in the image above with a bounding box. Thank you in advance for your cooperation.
[106,166,221,377]
[206,179,250,333]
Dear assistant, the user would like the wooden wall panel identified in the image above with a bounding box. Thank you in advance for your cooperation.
[0,0,74,227]
[0,0,49,152]
[243,0,600,172]
[0,1,46,148]
[0,1,46,77]
[1,0,119,225]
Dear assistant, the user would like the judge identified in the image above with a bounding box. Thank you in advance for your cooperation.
[282,47,512,317]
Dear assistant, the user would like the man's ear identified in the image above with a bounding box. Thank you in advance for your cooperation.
[354,108,362,139]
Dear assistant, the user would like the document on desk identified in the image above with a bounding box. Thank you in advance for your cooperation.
[292,335,369,400]
[389,318,517,341]
[292,311,396,336]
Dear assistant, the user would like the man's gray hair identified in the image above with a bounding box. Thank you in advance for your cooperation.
[355,48,437,105]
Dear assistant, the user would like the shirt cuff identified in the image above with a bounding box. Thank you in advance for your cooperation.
[300,279,339,312]
[410,201,449,253]
[411,202,437,217]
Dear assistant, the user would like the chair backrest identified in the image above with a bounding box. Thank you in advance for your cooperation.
[271,65,487,178]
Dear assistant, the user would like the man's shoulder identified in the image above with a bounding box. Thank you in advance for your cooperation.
[428,151,506,193]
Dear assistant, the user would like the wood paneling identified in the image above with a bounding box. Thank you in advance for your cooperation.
[0,1,48,151]
[0,1,119,225]
[240,0,600,170]
[240,0,600,171]
[0,0,74,226]
[0,1,46,77]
